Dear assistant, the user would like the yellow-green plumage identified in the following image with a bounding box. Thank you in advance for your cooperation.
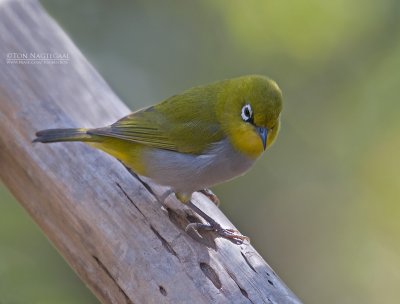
[34,75,282,201]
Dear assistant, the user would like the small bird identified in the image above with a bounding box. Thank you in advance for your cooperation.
[33,75,283,243]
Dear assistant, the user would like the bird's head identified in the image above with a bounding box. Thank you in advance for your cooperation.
[217,75,283,158]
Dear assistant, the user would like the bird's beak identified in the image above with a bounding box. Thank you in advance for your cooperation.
[257,127,268,150]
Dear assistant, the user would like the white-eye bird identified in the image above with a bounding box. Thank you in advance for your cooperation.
[33,75,283,243]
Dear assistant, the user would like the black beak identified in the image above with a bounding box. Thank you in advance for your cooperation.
[257,127,268,150]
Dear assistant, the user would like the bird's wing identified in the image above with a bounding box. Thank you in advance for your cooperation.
[89,91,225,154]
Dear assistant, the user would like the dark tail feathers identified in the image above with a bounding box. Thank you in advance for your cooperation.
[33,128,92,143]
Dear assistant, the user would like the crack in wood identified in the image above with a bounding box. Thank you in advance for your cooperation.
[115,181,147,219]
[199,262,222,290]
[122,164,158,199]
[92,255,133,304]
[166,207,191,230]
[223,266,255,304]
[241,251,257,273]
[150,225,179,258]
[159,285,167,296]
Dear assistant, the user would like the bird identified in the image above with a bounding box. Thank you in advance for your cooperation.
[33,75,283,244]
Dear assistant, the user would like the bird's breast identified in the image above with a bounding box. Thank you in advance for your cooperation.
[142,138,256,193]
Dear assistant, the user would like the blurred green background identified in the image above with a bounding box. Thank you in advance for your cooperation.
[1,0,399,303]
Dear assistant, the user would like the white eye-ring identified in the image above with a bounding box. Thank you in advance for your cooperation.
[241,104,253,122]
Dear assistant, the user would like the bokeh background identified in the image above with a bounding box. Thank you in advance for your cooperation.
[1,0,399,303]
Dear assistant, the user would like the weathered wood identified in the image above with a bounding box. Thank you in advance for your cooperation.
[0,1,302,303]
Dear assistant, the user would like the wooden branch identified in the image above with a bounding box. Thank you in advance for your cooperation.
[0,1,302,303]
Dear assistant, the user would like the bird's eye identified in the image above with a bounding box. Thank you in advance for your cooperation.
[241,104,253,123]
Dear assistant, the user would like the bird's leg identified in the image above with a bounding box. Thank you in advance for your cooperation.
[159,189,173,204]
[198,189,220,207]
[185,200,249,244]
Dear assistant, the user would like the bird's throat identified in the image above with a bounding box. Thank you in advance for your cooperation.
[228,127,264,159]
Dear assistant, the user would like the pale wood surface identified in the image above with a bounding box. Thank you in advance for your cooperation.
[0,1,302,303]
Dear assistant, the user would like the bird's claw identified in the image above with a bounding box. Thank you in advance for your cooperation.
[214,226,250,244]
[185,222,250,244]
[198,189,220,207]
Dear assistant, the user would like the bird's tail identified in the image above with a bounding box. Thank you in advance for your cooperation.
[33,128,94,143]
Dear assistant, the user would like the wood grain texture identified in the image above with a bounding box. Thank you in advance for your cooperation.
[0,1,302,303]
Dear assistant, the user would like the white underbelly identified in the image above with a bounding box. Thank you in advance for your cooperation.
[142,138,257,193]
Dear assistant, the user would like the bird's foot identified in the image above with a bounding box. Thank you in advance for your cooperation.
[198,189,220,207]
[184,200,249,245]
[185,222,249,245]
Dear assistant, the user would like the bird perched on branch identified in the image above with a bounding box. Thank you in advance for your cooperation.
[33,75,283,244]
